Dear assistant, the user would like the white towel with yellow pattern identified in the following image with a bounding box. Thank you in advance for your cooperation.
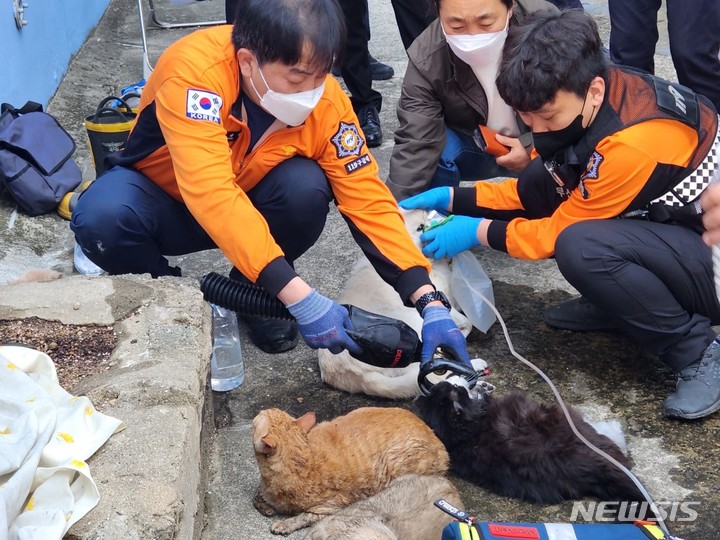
[0,345,124,540]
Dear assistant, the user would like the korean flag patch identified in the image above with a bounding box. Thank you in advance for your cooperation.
[186,89,223,124]
[331,122,365,158]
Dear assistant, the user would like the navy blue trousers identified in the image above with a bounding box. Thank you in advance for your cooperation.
[608,0,720,110]
[555,220,720,372]
[337,0,382,112]
[389,0,437,51]
[70,157,333,278]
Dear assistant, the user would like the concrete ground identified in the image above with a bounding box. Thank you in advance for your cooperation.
[1,0,718,539]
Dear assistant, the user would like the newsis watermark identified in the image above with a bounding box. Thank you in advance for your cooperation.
[570,501,700,523]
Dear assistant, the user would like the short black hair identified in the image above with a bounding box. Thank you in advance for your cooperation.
[431,0,513,12]
[231,0,345,72]
[496,9,608,112]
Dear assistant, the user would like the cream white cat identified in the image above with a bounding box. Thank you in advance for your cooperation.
[303,474,462,540]
[318,209,486,399]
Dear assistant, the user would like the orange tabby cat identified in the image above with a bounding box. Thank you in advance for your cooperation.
[252,407,449,535]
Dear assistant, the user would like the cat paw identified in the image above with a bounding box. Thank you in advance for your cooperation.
[270,513,320,535]
[270,519,295,535]
[253,492,277,516]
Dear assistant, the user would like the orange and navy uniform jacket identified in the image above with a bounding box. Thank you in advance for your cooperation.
[109,25,432,300]
[452,66,720,260]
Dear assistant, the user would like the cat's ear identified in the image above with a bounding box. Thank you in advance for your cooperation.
[449,387,470,417]
[295,412,317,434]
[253,414,276,454]
[452,400,465,416]
[258,435,276,455]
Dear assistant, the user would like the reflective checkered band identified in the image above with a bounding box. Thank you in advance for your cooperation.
[653,116,720,207]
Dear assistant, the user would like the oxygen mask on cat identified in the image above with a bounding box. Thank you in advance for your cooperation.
[342,306,485,389]
[417,351,490,397]
[199,272,487,394]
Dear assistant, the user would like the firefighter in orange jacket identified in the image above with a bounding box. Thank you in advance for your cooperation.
[70,0,470,365]
[400,10,720,420]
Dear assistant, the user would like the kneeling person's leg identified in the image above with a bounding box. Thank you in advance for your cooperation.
[70,167,214,277]
[431,127,511,188]
[554,219,720,419]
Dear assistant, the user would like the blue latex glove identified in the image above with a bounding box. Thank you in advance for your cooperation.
[287,289,362,355]
[420,305,471,365]
[398,187,452,212]
[420,216,484,259]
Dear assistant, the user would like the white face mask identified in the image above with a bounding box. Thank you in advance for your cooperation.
[442,16,510,67]
[248,64,325,126]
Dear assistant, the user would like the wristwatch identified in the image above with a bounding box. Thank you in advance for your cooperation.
[415,290,451,315]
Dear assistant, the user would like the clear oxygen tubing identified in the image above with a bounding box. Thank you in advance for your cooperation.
[459,271,673,538]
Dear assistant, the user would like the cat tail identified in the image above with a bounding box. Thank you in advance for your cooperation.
[598,466,646,502]
[597,471,660,522]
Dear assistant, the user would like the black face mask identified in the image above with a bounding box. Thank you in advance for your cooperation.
[532,91,592,161]
[532,113,587,161]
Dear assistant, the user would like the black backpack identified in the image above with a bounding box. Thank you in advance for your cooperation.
[0,101,82,216]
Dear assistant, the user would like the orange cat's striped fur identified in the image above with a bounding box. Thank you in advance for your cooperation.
[252,407,449,535]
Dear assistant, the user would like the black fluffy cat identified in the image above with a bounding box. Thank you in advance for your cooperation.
[415,381,646,505]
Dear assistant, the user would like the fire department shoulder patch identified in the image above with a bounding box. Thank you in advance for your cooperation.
[581,151,604,180]
[331,122,365,158]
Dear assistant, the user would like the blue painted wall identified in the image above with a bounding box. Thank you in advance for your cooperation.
[2,0,111,108]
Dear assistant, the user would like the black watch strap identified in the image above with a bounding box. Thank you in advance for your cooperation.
[415,290,451,315]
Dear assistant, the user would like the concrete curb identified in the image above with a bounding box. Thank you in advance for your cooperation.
[0,274,211,540]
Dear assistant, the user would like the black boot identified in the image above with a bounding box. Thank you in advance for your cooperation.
[358,104,382,148]
[240,315,298,354]
[368,55,394,80]
[228,269,299,354]
[663,339,720,420]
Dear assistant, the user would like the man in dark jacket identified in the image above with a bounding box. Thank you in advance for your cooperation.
[386,0,556,201]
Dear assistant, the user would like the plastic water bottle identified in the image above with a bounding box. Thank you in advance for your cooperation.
[210,304,244,391]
